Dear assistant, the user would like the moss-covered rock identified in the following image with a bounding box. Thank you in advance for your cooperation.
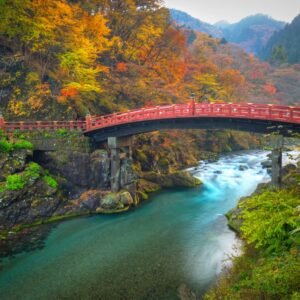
[137,179,161,200]
[96,190,134,213]
[169,171,202,188]
[226,206,244,234]
[143,171,202,189]
[138,179,161,193]
[0,149,32,180]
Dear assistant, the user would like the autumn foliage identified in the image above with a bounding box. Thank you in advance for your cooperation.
[0,0,299,119]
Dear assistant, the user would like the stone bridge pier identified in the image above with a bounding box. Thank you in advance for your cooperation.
[107,136,135,193]
[271,135,284,187]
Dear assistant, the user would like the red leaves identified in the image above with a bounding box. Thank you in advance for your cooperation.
[61,87,78,97]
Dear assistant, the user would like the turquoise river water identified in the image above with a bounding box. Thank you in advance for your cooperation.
[2,150,296,300]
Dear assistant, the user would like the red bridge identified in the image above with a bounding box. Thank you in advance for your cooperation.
[1,103,300,141]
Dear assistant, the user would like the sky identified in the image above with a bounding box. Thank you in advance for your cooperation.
[164,0,300,24]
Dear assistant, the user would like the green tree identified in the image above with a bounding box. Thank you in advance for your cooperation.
[269,45,288,65]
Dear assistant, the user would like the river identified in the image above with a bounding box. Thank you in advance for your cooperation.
[0,150,297,300]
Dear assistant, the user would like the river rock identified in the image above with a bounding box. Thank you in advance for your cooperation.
[226,206,244,234]
[142,171,202,189]
[169,171,202,188]
[97,190,134,213]
[239,165,248,171]
[261,160,272,169]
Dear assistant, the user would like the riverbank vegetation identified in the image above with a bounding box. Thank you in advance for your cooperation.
[205,163,300,299]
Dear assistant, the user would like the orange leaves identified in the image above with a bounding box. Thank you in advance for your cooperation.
[116,62,128,72]
[263,84,277,95]
[61,87,78,97]
[57,87,79,104]
[221,69,246,87]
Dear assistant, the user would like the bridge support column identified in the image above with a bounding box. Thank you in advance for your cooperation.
[271,135,284,187]
[108,136,133,192]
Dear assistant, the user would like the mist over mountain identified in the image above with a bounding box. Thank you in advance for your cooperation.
[170,10,286,55]
[214,20,230,29]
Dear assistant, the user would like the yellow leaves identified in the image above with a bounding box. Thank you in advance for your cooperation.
[25,72,40,86]
[27,97,43,111]
[26,84,50,112]
[8,83,51,116]
[8,100,26,117]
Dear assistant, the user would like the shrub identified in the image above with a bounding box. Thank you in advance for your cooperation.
[25,162,41,180]
[5,174,26,190]
[0,140,12,153]
[13,140,33,150]
[43,175,58,188]
[57,128,68,137]
[240,189,300,253]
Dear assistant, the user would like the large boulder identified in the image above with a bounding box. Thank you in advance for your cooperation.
[143,171,202,188]
[96,190,134,213]
[169,171,202,188]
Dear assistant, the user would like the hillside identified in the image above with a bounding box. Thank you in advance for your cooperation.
[260,14,300,64]
[0,1,298,121]
[171,10,286,55]
[220,14,286,54]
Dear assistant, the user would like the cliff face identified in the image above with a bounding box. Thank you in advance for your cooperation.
[0,129,262,238]
[0,148,61,233]
[0,136,139,236]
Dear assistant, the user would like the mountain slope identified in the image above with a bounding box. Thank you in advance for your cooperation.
[170,9,223,38]
[171,10,286,55]
[260,14,300,64]
[221,14,286,54]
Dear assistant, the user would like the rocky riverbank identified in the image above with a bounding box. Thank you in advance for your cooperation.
[0,129,263,243]
[0,138,202,241]
[205,159,300,299]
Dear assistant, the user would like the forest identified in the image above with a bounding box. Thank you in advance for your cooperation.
[0,1,299,299]
[1,0,299,121]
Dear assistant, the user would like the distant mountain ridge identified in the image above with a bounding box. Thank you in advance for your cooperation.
[170,9,286,55]
[260,14,300,64]
[221,14,286,54]
[170,9,223,38]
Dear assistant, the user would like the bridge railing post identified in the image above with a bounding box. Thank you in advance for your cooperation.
[190,99,195,115]
[86,114,92,130]
[156,106,160,117]
[290,107,294,121]
[0,113,4,131]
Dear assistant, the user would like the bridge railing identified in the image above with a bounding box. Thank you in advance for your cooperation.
[88,103,300,130]
[1,120,86,132]
[1,103,299,133]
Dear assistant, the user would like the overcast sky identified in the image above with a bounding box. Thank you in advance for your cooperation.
[164,0,300,24]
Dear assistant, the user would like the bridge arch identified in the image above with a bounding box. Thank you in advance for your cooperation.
[85,103,300,142]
